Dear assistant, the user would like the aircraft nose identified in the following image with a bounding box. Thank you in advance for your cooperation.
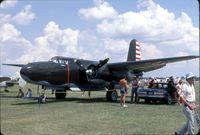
[20,64,33,77]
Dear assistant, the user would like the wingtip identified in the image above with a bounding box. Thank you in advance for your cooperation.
[2,64,25,67]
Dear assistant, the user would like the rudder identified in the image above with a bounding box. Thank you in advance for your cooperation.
[127,39,141,62]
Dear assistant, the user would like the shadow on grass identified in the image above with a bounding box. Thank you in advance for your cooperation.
[10,96,112,105]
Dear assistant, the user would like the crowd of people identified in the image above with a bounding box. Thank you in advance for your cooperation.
[16,88,46,103]
[16,88,32,98]
[118,72,199,134]
[118,73,197,106]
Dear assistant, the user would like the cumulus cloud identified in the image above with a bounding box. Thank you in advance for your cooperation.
[12,5,35,25]
[0,13,12,25]
[96,0,199,56]
[0,21,81,64]
[78,0,118,20]
[0,0,18,9]
[0,23,32,63]
[0,4,35,25]
[103,38,128,52]
[15,21,81,62]
[141,43,163,59]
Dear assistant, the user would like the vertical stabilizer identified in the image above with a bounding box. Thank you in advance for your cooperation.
[127,39,141,62]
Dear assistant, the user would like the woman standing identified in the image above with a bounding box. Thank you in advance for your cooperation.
[119,77,128,107]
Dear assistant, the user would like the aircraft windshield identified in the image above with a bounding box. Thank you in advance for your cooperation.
[49,57,68,64]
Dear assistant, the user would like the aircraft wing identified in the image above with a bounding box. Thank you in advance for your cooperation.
[2,64,25,67]
[107,55,199,73]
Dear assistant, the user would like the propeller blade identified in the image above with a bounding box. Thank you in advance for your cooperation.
[96,58,109,69]
[74,59,86,70]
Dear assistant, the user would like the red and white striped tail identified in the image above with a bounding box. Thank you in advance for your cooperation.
[127,39,142,62]
[135,41,141,61]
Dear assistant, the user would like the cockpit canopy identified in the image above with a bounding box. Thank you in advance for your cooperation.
[49,56,69,64]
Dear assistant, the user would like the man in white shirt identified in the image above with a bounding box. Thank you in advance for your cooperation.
[176,72,198,135]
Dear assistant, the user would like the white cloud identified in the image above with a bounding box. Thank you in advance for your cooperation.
[97,0,176,38]
[0,21,81,65]
[0,4,35,25]
[0,0,18,9]
[0,23,20,42]
[78,0,118,20]
[103,38,128,52]
[12,5,35,25]
[0,13,12,25]
[96,0,198,58]
[0,23,32,63]
[141,43,163,59]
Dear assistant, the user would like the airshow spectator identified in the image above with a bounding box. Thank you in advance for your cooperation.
[167,76,177,102]
[175,79,183,104]
[16,89,24,98]
[25,88,32,98]
[176,72,198,135]
[131,76,139,103]
[119,76,128,107]
[38,92,46,103]
[148,77,156,88]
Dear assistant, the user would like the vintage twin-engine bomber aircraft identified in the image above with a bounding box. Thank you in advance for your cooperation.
[3,39,199,101]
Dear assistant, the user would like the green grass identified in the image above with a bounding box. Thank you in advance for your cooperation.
[1,82,199,135]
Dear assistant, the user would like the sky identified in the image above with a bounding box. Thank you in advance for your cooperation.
[0,0,199,78]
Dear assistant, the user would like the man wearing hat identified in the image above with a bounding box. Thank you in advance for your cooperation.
[176,72,198,135]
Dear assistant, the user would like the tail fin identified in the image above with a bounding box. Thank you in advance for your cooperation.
[127,39,141,62]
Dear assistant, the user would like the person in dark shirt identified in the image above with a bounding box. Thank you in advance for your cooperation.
[131,76,139,103]
[167,76,177,102]
[16,89,24,98]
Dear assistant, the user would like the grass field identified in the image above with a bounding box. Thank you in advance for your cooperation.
[1,82,199,135]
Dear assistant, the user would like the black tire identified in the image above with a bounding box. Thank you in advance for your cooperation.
[55,90,66,99]
[106,90,118,102]
[106,91,112,101]
[145,98,150,104]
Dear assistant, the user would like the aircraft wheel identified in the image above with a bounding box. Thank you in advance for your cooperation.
[106,90,118,102]
[55,90,66,99]
[111,90,118,102]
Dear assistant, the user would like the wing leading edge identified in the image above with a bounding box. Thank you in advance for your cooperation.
[108,55,199,73]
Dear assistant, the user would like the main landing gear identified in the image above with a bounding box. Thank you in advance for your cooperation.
[55,90,66,99]
[106,90,118,102]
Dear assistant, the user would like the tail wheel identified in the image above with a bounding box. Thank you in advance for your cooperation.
[55,90,66,99]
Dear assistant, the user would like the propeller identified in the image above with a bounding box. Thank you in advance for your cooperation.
[74,58,109,79]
